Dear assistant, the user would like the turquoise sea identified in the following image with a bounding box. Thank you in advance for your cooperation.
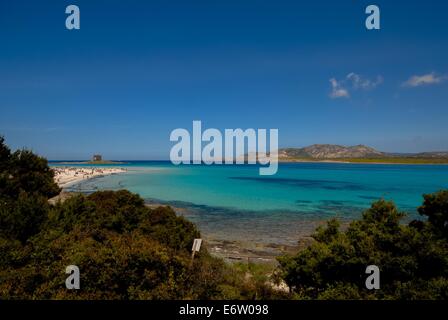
[51,161,448,257]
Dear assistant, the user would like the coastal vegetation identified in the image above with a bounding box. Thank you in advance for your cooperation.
[338,157,448,164]
[277,193,448,299]
[0,137,280,299]
[0,136,447,299]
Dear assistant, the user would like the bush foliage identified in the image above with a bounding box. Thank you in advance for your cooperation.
[0,136,447,299]
[277,195,448,299]
[0,136,279,299]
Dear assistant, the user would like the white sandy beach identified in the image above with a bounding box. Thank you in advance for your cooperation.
[53,167,127,188]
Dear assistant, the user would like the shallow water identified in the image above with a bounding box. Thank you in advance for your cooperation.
[52,161,448,255]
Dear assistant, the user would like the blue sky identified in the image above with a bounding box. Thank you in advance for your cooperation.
[0,0,447,159]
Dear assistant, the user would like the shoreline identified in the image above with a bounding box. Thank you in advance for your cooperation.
[52,166,127,189]
[145,201,332,263]
[50,192,322,263]
[48,164,427,263]
[51,161,127,165]
[51,159,448,166]
[279,159,448,165]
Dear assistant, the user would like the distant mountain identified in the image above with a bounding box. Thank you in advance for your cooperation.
[279,144,384,159]
[278,144,448,160]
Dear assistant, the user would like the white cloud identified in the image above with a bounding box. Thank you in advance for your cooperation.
[329,73,382,99]
[347,73,383,90]
[402,72,447,87]
[329,78,349,98]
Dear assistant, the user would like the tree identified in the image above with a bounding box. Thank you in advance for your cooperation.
[418,190,448,238]
[0,190,257,299]
[6,149,60,199]
[0,136,11,171]
[0,137,60,242]
[0,136,277,300]
[277,198,448,299]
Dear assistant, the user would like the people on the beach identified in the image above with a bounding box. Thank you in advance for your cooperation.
[52,167,127,188]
